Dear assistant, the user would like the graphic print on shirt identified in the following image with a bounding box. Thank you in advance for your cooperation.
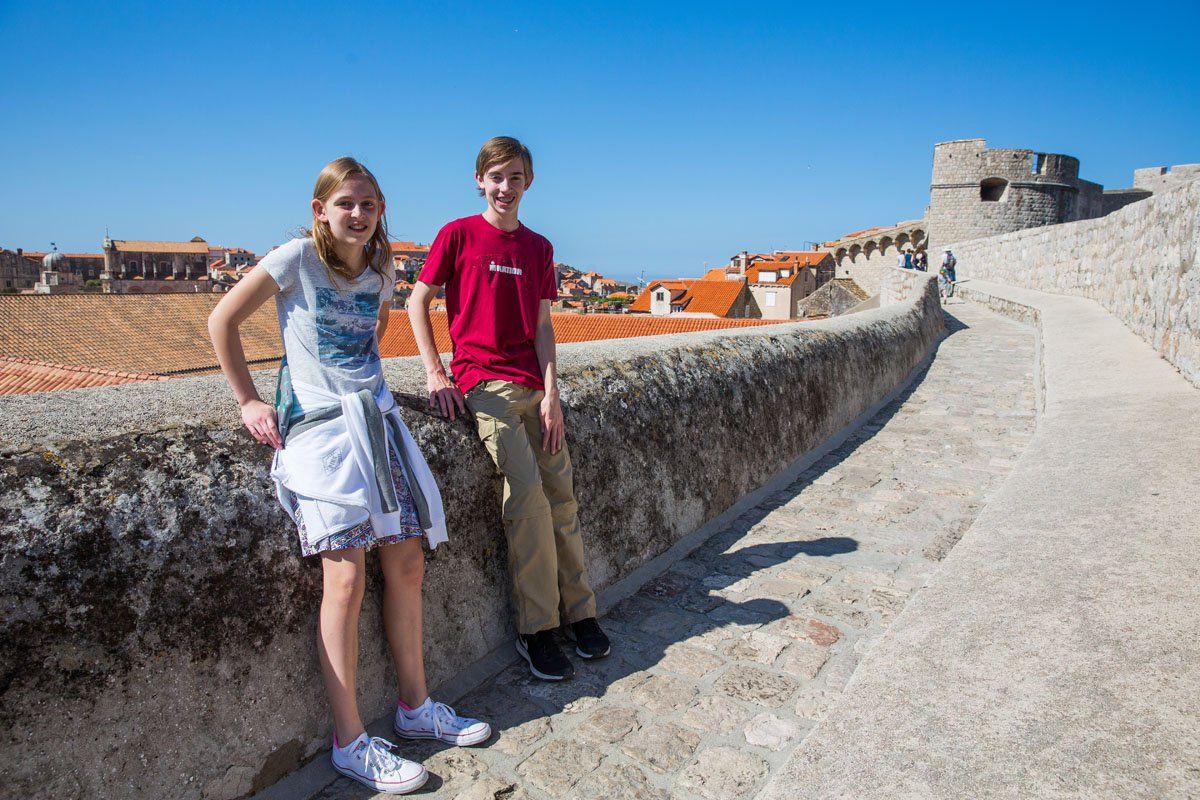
[314,288,380,367]
[479,253,525,282]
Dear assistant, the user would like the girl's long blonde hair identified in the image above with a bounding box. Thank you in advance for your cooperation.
[308,157,391,286]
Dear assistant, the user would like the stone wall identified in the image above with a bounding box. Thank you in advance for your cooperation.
[951,178,1200,388]
[827,221,928,297]
[837,249,895,296]
[1133,164,1200,193]
[880,265,932,308]
[0,275,942,800]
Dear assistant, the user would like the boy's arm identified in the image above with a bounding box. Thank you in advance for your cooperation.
[407,281,465,419]
[534,299,564,454]
[207,267,284,449]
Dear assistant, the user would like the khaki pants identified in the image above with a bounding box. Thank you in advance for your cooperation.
[465,380,597,634]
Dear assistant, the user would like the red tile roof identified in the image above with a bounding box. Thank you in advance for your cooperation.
[0,294,280,376]
[773,250,832,266]
[678,279,747,316]
[377,310,780,357]
[629,280,695,313]
[0,356,168,395]
[836,226,890,241]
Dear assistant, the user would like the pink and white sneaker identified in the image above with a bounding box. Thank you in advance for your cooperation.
[393,698,492,746]
[330,733,427,794]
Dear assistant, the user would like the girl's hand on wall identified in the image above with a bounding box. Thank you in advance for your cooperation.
[241,399,283,450]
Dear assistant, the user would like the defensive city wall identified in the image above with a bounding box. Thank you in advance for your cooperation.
[0,274,941,799]
[950,176,1200,388]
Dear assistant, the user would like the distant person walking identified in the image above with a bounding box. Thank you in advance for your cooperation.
[897,251,908,269]
[941,248,957,297]
[903,250,914,269]
[915,250,928,271]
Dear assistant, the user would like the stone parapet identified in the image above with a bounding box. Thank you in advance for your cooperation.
[0,274,941,800]
[950,178,1200,388]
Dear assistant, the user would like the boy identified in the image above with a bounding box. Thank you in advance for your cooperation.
[408,136,610,681]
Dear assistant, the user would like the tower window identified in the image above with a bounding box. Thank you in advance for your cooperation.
[981,178,1008,202]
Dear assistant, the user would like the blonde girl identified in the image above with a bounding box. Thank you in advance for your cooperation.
[209,157,489,795]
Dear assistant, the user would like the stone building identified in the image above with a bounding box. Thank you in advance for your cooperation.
[390,241,430,283]
[926,139,1105,254]
[822,221,927,296]
[102,234,211,281]
[738,251,835,320]
[0,248,40,291]
[34,250,84,294]
[13,250,104,285]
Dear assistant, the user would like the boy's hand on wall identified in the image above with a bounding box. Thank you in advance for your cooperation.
[540,392,564,454]
[427,370,465,420]
[240,399,282,450]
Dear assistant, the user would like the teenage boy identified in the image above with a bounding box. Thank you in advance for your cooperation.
[408,136,610,681]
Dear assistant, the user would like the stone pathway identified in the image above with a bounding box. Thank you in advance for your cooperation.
[312,300,1036,800]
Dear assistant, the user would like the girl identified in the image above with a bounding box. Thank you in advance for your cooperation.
[209,157,489,795]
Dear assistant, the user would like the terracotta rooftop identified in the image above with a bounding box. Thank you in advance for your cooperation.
[377,310,780,357]
[837,226,891,241]
[390,241,430,254]
[110,240,211,254]
[0,356,169,395]
[629,280,696,313]
[0,294,280,376]
[750,260,818,285]
[678,279,748,316]
[702,267,735,281]
[773,250,832,266]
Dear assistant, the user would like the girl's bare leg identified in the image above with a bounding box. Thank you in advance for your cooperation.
[318,548,367,745]
[379,538,429,709]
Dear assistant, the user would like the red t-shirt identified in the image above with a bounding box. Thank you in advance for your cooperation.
[418,214,558,394]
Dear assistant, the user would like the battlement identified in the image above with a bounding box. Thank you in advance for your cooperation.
[931,139,1081,184]
[928,138,1104,252]
[1132,163,1200,192]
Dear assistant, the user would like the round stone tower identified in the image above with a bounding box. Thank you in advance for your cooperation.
[926,139,1101,254]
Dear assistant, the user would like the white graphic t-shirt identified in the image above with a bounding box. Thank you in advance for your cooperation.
[260,237,394,415]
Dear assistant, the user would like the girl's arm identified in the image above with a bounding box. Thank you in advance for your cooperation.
[376,301,390,342]
[208,267,284,449]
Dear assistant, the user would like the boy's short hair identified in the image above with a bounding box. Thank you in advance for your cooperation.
[476,136,534,181]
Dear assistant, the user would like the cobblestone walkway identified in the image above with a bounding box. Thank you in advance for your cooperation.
[315,301,1036,800]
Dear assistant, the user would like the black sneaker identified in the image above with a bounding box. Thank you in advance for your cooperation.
[516,631,575,681]
[563,617,611,660]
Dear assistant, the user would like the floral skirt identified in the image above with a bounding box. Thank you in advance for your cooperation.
[289,446,424,557]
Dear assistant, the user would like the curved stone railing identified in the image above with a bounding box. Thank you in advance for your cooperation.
[0,274,940,800]
[949,178,1200,388]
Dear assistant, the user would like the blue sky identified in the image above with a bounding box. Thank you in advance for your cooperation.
[2,0,1197,282]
